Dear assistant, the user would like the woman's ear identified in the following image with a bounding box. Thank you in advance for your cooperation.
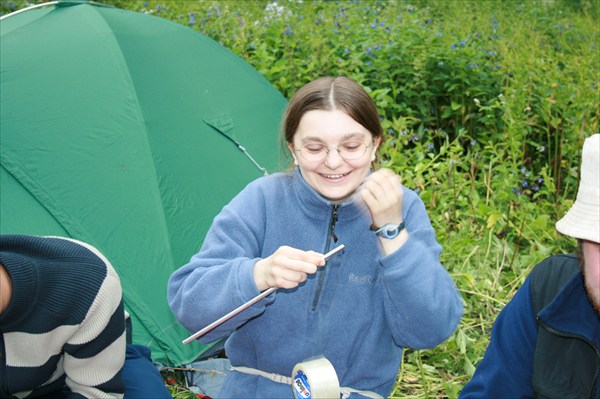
[371,136,382,161]
[287,142,299,165]
[373,136,382,150]
[371,136,381,162]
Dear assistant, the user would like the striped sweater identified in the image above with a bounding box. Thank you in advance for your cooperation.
[0,235,126,398]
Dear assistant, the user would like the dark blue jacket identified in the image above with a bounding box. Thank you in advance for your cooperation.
[460,254,600,398]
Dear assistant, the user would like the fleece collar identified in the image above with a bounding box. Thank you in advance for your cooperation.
[291,167,370,223]
[538,273,600,346]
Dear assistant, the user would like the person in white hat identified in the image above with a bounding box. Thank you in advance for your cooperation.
[460,134,600,399]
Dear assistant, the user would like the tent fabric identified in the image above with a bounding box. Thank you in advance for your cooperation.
[0,0,287,366]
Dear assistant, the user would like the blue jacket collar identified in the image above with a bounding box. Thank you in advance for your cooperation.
[291,167,370,223]
[539,273,600,345]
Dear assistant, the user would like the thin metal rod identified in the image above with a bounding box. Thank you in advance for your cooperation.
[0,1,58,20]
[0,1,111,21]
[182,244,345,344]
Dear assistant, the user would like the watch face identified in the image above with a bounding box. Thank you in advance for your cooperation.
[384,226,398,238]
[375,222,404,239]
[383,226,398,239]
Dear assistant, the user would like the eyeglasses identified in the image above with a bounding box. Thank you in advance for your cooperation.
[296,140,372,162]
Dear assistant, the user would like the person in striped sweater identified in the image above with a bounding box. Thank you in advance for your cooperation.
[0,234,171,399]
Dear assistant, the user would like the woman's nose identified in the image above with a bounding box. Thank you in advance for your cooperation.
[323,148,344,168]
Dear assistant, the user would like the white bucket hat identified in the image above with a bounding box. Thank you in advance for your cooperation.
[556,133,600,243]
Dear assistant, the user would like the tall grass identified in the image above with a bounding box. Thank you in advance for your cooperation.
[2,0,598,397]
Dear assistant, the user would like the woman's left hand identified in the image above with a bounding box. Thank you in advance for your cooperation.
[360,168,404,229]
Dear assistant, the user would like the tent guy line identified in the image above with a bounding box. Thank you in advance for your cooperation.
[182,244,346,344]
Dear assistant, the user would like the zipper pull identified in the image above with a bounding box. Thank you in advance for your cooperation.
[331,205,339,243]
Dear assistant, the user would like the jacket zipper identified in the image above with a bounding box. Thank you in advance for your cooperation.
[537,317,600,398]
[311,204,338,311]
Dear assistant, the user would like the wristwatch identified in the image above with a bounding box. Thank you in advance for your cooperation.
[371,222,405,239]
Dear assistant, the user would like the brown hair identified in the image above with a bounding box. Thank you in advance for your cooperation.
[281,76,383,154]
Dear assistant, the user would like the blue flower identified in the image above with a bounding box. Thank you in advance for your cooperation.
[249,44,257,50]
[188,12,197,25]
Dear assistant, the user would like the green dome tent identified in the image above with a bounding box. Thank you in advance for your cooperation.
[0,0,287,366]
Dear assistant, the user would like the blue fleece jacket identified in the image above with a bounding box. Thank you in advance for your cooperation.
[168,168,463,398]
[460,255,600,398]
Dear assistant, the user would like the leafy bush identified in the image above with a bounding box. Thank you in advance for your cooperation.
[2,0,598,397]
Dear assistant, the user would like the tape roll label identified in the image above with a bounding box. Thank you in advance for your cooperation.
[293,370,312,399]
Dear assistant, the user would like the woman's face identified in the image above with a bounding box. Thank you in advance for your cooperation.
[288,109,380,202]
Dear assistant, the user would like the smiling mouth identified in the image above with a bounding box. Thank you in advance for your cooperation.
[321,172,350,180]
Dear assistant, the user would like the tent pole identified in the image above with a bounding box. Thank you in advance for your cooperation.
[0,2,58,20]
[1,1,113,21]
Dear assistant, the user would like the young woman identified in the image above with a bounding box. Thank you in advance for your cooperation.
[168,76,463,398]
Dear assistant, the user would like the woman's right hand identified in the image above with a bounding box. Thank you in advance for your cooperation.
[253,246,326,292]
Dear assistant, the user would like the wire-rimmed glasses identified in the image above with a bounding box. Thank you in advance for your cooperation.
[296,140,372,162]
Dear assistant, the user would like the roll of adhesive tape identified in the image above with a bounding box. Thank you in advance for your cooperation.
[291,357,340,399]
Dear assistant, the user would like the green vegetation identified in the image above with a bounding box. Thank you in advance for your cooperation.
[2,0,598,397]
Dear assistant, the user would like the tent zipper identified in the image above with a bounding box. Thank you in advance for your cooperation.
[311,204,338,312]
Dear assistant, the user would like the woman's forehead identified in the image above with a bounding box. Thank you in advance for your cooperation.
[298,132,368,144]
[295,109,370,142]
